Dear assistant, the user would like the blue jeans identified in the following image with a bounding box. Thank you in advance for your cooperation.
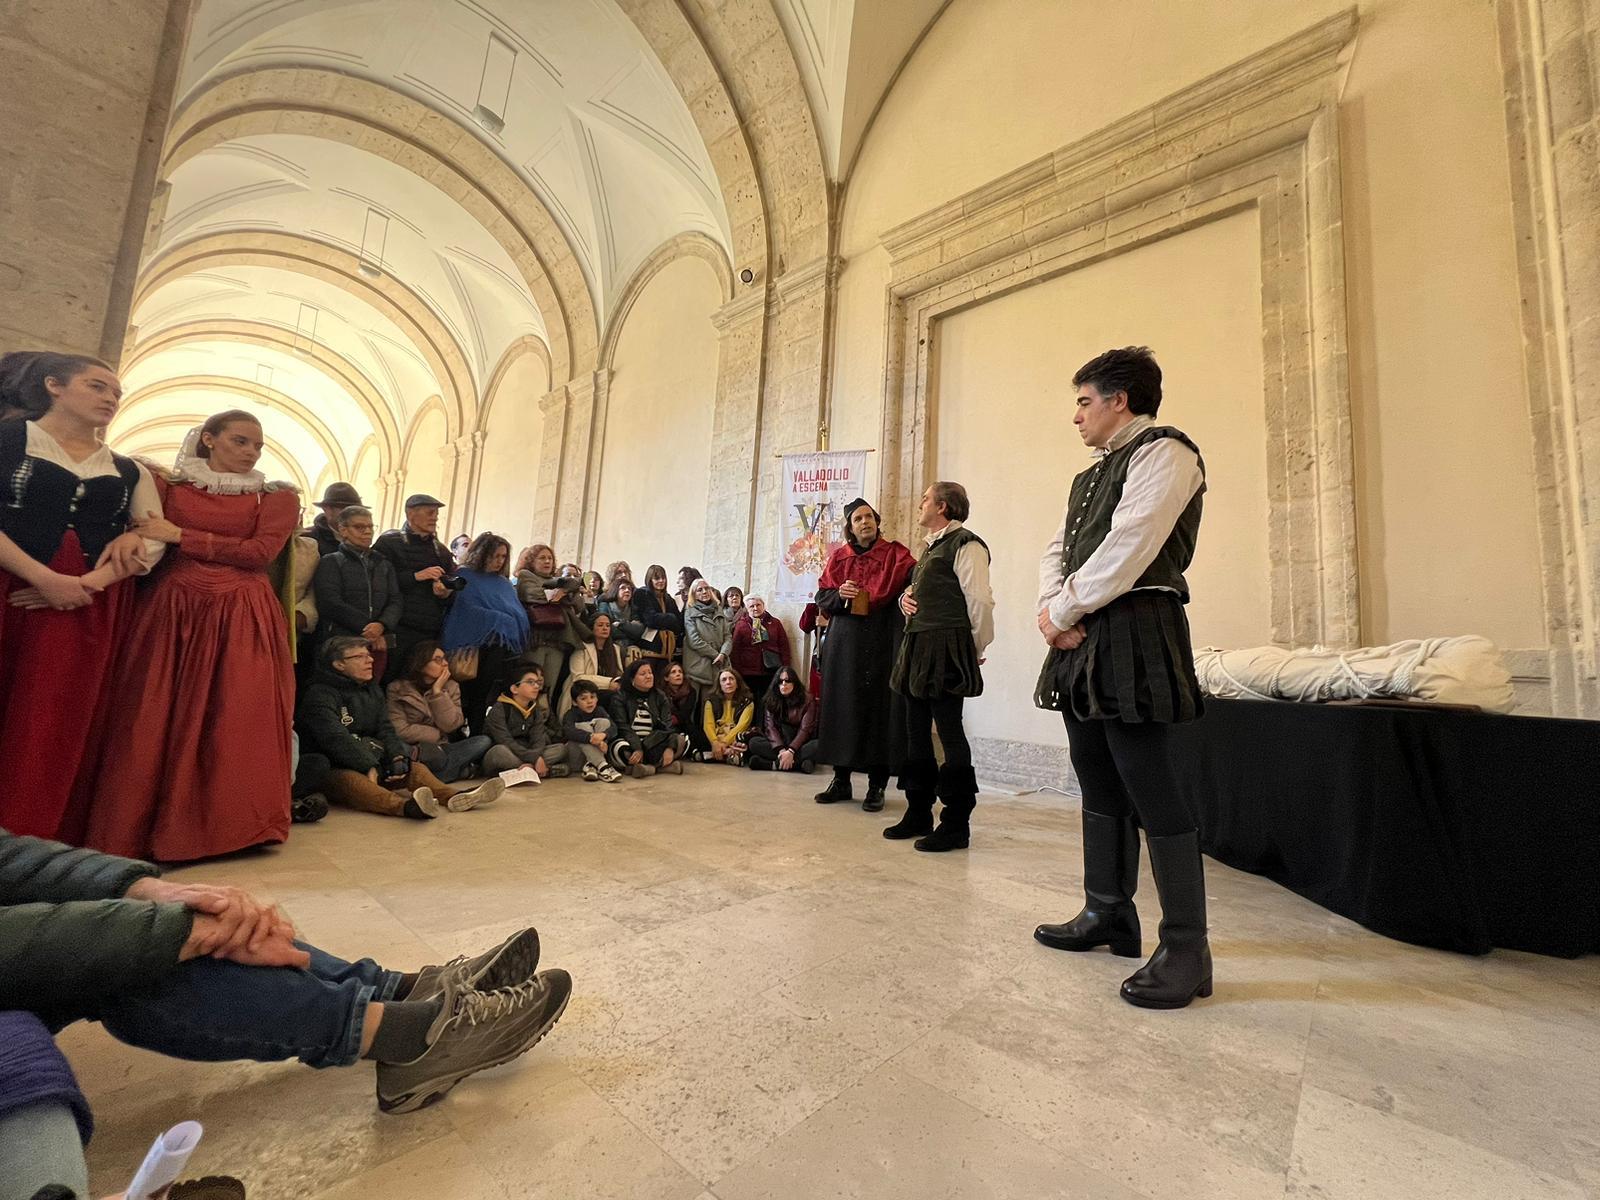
[424,734,492,783]
[89,943,402,1070]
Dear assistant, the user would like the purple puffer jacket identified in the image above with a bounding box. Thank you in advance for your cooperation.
[0,1011,91,1144]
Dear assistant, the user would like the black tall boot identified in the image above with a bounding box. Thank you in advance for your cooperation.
[914,763,975,852]
[815,767,852,804]
[883,761,936,839]
[1120,831,1212,1009]
[1034,811,1141,955]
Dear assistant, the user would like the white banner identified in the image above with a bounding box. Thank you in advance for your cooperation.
[774,450,870,604]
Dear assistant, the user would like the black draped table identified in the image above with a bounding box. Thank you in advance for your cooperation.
[1162,698,1600,957]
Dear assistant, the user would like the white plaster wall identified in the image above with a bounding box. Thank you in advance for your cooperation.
[350,441,383,522]
[937,210,1269,748]
[402,407,448,525]
[591,256,722,578]
[834,0,1547,654]
[473,353,548,551]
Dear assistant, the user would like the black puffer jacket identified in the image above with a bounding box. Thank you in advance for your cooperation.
[313,544,403,640]
[296,664,409,772]
[373,525,456,635]
[0,829,190,1014]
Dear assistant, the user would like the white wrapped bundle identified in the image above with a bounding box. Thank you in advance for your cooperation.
[1194,635,1514,713]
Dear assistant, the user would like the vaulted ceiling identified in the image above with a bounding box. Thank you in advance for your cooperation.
[114,0,949,506]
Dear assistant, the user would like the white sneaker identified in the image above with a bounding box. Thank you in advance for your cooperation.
[599,766,623,783]
[448,777,506,812]
[581,763,600,782]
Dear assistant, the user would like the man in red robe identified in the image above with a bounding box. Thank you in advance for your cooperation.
[811,498,917,812]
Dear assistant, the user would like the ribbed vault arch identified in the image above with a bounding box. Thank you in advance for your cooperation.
[600,232,735,370]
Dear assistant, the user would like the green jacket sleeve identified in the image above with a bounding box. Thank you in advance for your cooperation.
[0,899,194,1012]
[298,685,381,772]
[0,829,160,904]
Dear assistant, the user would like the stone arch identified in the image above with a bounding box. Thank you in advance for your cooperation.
[118,374,351,479]
[162,68,596,384]
[599,232,735,370]
[399,395,452,511]
[477,336,554,434]
[120,320,403,474]
[134,232,477,438]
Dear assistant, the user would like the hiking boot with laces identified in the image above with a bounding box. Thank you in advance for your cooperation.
[377,968,572,1114]
[405,927,541,1003]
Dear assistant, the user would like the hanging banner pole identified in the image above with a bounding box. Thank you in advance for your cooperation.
[774,449,871,604]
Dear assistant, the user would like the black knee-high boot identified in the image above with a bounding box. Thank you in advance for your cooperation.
[883,760,936,839]
[1120,831,1212,1009]
[1034,810,1141,955]
[914,763,975,852]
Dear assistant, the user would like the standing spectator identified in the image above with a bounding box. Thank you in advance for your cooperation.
[730,593,790,702]
[701,667,755,765]
[634,563,683,660]
[443,533,529,729]
[515,543,584,691]
[373,494,457,682]
[722,585,745,625]
[596,579,646,658]
[0,351,164,841]
[812,498,917,813]
[606,659,687,777]
[561,679,624,783]
[581,569,606,603]
[682,578,732,702]
[449,533,472,563]
[304,482,362,555]
[798,601,826,698]
[299,636,502,817]
[78,411,298,863]
[746,667,818,773]
[483,665,571,779]
[674,565,705,611]
[386,642,493,783]
[313,504,402,680]
[889,481,994,852]
[561,612,624,714]
[604,560,634,590]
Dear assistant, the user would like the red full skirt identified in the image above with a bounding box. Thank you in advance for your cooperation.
[0,535,133,839]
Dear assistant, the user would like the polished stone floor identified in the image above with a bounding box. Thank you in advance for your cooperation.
[66,768,1598,1200]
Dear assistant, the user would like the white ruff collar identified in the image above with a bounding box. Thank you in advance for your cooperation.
[173,426,296,495]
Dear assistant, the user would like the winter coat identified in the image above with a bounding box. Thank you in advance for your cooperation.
[559,639,625,714]
[607,685,675,739]
[595,598,646,647]
[731,611,791,678]
[386,677,468,745]
[484,694,560,760]
[297,664,409,772]
[682,601,732,687]
[314,543,403,641]
[763,695,819,751]
[634,587,684,634]
[373,525,456,635]
[0,829,187,1014]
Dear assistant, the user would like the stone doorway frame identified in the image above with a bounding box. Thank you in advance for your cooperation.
[876,9,1361,649]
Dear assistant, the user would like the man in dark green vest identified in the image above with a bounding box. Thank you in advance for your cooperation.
[1031,345,1213,1010]
[887,481,994,852]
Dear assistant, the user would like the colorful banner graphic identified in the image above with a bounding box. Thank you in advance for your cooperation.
[775,449,870,603]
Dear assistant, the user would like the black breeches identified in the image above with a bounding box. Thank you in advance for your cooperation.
[905,694,970,769]
[1062,712,1194,837]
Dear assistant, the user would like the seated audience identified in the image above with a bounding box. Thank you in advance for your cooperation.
[731,593,791,702]
[606,659,688,777]
[702,667,755,765]
[746,666,819,773]
[722,585,745,625]
[634,563,683,658]
[483,665,570,779]
[0,825,570,1119]
[305,481,362,556]
[683,578,732,701]
[660,661,702,752]
[597,579,647,656]
[562,679,624,783]
[515,543,584,694]
[290,730,331,825]
[313,504,401,679]
[442,533,529,728]
[561,613,624,715]
[298,637,503,818]
[387,642,493,783]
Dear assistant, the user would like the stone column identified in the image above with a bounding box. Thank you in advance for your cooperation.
[439,432,479,526]
[532,388,569,554]
[704,290,770,586]
[1496,0,1600,716]
[0,0,192,360]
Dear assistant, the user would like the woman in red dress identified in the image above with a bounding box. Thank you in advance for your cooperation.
[79,409,299,862]
[0,352,163,838]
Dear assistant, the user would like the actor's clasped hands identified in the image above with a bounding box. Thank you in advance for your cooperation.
[1038,606,1086,650]
[127,876,311,970]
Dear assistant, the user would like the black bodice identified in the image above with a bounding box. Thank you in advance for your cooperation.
[0,420,141,567]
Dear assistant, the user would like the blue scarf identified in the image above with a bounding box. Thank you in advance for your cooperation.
[441,569,530,652]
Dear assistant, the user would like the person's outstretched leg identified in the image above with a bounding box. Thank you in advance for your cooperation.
[324,768,435,819]
[1034,712,1142,955]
